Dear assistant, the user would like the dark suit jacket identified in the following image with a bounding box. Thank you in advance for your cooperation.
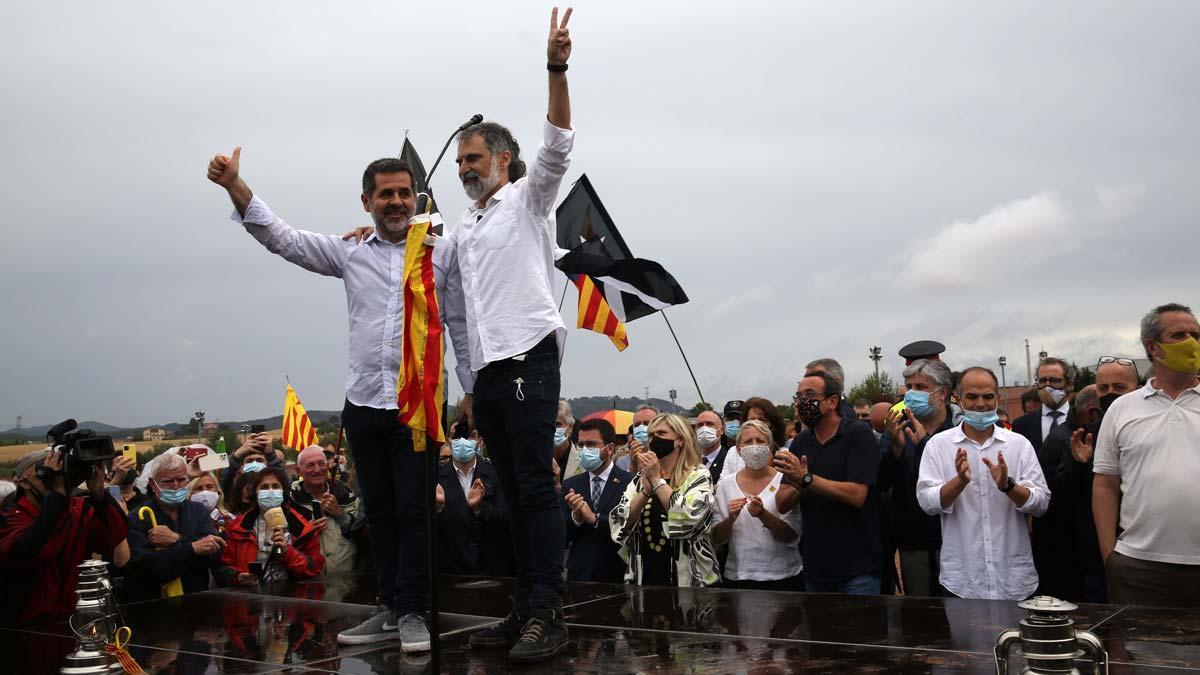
[562,464,633,583]
[1012,410,1046,451]
[436,459,513,576]
[706,446,732,485]
[1030,416,1077,600]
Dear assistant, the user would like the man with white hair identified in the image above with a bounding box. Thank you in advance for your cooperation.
[291,446,364,573]
[125,452,230,601]
[552,400,583,486]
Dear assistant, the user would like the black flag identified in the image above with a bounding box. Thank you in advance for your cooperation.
[400,133,441,233]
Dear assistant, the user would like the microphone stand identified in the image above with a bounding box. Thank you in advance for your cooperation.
[415,113,482,215]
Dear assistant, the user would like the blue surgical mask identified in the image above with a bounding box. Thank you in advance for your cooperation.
[157,484,189,506]
[903,390,935,419]
[724,421,741,439]
[962,408,1000,431]
[554,427,568,447]
[579,446,605,472]
[257,488,284,510]
[451,438,477,463]
[242,460,266,474]
[632,425,649,444]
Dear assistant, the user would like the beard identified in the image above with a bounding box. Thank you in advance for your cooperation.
[372,204,411,237]
[461,156,502,201]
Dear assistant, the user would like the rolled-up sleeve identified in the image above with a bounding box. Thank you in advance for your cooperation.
[519,120,574,218]
[233,195,349,278]
[917,436,952,515]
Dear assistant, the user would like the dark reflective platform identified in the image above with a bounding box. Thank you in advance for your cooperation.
[3,571,1197,673]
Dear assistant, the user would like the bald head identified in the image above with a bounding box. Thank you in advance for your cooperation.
[297,446,328,488]
[869,402,891,433]
[1096,361,1139,398]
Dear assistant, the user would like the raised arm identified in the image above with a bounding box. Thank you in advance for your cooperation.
[547,7,572,130]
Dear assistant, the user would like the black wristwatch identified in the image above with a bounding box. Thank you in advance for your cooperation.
[999,477,1016,493]
[801,473,814,489]
[547,62,568,72]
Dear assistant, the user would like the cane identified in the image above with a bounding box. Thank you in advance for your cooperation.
[136,506,184,597]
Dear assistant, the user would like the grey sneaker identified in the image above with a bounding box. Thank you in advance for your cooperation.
[337,605,398,645]
[399,613,431,654]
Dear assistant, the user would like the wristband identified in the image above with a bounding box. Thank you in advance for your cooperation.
[547,62,568,72]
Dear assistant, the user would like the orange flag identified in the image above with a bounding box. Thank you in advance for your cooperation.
[281,384,318,451]
[396,214,446,452]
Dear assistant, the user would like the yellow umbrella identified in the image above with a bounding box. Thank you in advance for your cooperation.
[582,409,635,435]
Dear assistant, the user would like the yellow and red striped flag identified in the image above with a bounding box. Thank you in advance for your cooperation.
[281,384,318,451]
[571,273,629,351]
[396,214,446,452]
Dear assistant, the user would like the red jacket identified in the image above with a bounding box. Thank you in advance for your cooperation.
[0,491,128,623]
[221,504,324,580]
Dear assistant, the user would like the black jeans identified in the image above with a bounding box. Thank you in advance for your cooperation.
[473,334,565,612]
[342,400,429,614]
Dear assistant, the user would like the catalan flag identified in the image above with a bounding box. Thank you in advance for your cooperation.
[281,384,318,451]
[571,272,629,351]
[396,214,446,452]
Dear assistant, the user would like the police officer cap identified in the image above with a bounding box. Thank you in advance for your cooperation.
[899,340,946,365]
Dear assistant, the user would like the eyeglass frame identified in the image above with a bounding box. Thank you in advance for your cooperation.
[1097,355,1140,380]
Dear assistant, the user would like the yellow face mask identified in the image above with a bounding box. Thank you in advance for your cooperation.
[1156,337,1200,374]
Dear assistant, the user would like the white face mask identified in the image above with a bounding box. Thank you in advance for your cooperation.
[696,426,720,449]
[189,490,219,512]
[739,444,772,471]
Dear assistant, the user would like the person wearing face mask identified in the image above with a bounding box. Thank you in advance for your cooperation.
[712,421,803,590]
[693,410,730,484]
[610,413,718,587]
[220,433,282,501]
[1013,357,1074,455]
[125,452,231,602]
[222,466,325,585]
[615,404,658,472]
[916,367,1049,599]
[290,446,364,574]
[561,419,633,582]
[186,473,234,536]
[722,400,745,444]
[1094,303,1200,606]
[877,359,957,597]
[0,448,128,622]
[434,424,512,576]
[552,400,584,487]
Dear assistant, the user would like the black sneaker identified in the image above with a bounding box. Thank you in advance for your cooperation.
[507,608,569,663]
[469,609,526,648]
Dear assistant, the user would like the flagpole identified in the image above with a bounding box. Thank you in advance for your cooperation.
[660,310,705,405]
[557,279,569,312]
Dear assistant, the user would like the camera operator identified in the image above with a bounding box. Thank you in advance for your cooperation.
[125,453,230,601]
[221,432,282,497]
[0,448,128,623]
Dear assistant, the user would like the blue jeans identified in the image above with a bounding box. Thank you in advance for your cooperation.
[806,573,881,595]
[473,335,565,612]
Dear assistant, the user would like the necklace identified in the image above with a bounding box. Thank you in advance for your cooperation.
[641,500,669,552]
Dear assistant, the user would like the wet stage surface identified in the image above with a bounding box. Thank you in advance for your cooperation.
[4,571,1199,673]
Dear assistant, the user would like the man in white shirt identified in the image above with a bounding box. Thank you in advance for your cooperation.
[917,367,1050,600]
[1094,302,1200,606]
[443,8,576,663]
[206,149,452,651]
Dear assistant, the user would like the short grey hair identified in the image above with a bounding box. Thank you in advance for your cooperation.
[805,358,845,386]
[458,121,526,182]
[902,359,953,392]
[152,451,188,480]
[635,403,658,413]
[1140,302,1195,359]
[557,400,575,427]
[1074,384,1100,416]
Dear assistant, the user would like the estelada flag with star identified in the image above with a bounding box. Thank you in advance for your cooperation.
[554,175,689,350]
[281,384,318,451]
[395,213,446,452]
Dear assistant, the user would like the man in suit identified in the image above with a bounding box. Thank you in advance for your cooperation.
[435,436,513,576]
[1013,356,1074,599]
[562,418,633,583]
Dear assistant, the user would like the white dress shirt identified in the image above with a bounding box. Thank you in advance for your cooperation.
[1040,402,1071,441]
[440,120,573,393]
[237,197,427,409]
[917,423,1050,600]
[572,461,614,526]
[454,458,477,500]
[1094,378,1200,564]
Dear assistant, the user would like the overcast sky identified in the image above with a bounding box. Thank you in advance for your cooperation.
[2,2,1197,428]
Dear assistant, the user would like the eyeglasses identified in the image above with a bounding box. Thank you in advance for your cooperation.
[1035,377,1066,387]
[856,412,871,420]
[1098,356,1140,379]
[155,475,189,488]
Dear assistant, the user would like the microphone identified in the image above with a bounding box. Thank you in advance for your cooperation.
[416,113,485,215]
[46,418,77,442]
[264,506,288,559]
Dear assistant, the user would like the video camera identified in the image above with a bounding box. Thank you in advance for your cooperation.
[43,418,117,489]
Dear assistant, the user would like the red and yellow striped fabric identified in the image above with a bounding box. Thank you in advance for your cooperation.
[396,215,446,452]
[571,273,629,351]
[281,384,318,451]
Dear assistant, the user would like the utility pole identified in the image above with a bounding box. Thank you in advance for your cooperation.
[644,386,650,403]
[998,356,1008,413]
[195,410,206,445]
[15,416,21,443]
[669,389,677,411]
[1024,339,1033,387]
[868,346,883,378]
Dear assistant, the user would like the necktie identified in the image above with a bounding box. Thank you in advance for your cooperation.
[702,456,710,466]
[1049,410,1064,427]
[592,476,603,506]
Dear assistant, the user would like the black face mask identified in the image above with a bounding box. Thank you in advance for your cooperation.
[1099,392,1121,413]
[648,436,676,458]
[796,398,824,428]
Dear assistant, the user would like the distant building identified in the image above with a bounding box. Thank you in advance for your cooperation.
[203,422,218,434]
[144,428,167,442]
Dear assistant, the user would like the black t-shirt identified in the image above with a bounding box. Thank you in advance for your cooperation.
[638,498,673,586]
[792,414,882,584]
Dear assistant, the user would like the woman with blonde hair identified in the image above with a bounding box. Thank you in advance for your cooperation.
[712,420,803,590]
[186,473,234,535]
[610,413,718,587]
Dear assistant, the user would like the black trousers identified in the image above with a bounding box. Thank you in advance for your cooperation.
[342,400,429,614]
[473,334,565,612]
